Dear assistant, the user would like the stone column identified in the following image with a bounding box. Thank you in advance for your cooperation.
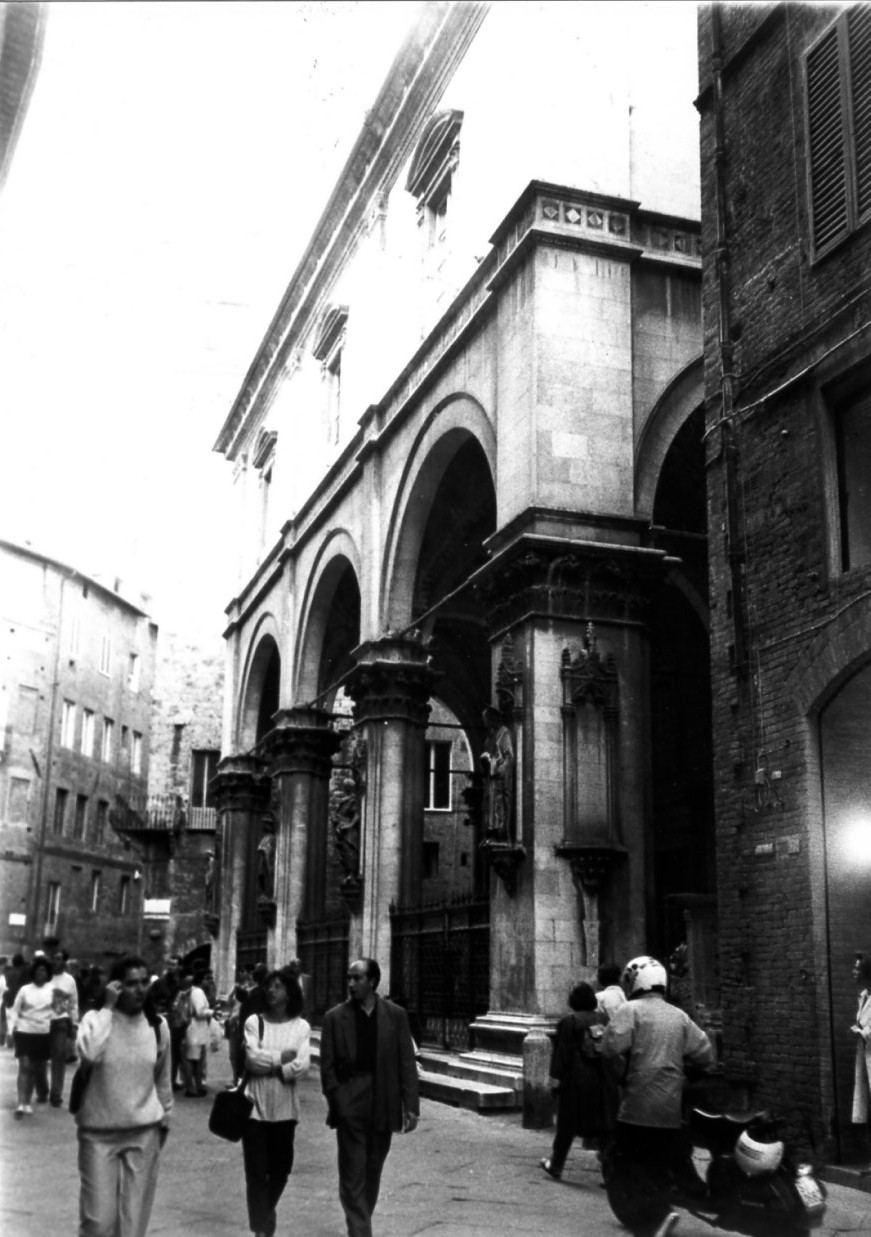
[469,539,670,1057]
[263,708,341,968]
[346,635,436,994]
[210,755,271,995]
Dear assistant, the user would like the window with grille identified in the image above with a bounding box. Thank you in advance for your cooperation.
[805,5,871,258]
[191,749,220,807]
[424,741,452,810]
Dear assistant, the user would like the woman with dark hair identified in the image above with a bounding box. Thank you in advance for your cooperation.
[10,955,53,1117]
[241,967,310,1237]
[851,952,871,1162]
[540,980,609,1181]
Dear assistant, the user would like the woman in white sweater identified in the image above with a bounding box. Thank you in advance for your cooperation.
[242,967,311,1237]
[76,954,171,1237]
[10,955,53,1117]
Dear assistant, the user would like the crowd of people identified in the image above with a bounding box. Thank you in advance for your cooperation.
[2,946,419,1237]
[2,940,740,1237]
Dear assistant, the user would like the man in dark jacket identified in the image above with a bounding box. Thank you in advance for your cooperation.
[320,958,419,1237]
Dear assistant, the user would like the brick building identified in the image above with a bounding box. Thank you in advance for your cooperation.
[0,539,157,960]
[698,2,871,1159]
[209,0,711,1059]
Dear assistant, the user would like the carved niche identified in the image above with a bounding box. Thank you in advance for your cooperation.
[560,623,620,846]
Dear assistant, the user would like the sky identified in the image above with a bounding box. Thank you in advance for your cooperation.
[0,0,418,638]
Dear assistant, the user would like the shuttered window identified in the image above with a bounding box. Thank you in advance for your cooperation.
[806,5,871,258]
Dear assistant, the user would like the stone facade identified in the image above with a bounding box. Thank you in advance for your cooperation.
[211,2,712,1053]
[0,539,156,961]
[698,2,871,1158]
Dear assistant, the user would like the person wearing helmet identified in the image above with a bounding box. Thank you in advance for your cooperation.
[601,955,715,1228]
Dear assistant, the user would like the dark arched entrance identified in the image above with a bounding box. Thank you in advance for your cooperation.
[648,407,717,1000]
[391,433,496,1049]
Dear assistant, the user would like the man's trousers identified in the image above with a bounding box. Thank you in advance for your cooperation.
[334,1076,392,1237]
[77,1124,162,1237]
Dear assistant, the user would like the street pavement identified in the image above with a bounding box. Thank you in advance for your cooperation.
[3,1044,871,1236]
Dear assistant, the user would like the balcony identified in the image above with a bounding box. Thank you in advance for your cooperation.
[109,793,216,837]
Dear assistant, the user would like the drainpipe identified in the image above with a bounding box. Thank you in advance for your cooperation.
[710,5,747,672]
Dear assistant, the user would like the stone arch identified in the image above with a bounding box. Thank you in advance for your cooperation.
[237,616,282,750]
[294,530,363,706]
[634,356,704,520]
[381,393,496,629]
[787,595,871,717]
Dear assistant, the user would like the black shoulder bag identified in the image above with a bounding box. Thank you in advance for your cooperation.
[208,1015,263,1142]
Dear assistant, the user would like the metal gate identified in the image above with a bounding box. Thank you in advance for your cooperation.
[297,914,350,1019]
[390,896,489,1052]
[236,928,267,974]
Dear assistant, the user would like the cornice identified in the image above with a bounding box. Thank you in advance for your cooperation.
[214,0,490,463]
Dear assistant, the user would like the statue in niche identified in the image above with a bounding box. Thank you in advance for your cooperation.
[204,850,216,910]
[256,816,276,899]
[481,704,515,842]
[333,768,363,880]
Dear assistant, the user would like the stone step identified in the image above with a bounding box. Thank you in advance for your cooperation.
[309,1032,522,1111]
[417,1048,522,1092]
[417,1068,518,1111]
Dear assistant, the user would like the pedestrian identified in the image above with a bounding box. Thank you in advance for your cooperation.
[601,955,715,1232]
[183,970,212,1096]
[850,951,871,1166]
[49,947,80,1106]
[240,967,311,1237]
[234,963,269,1083]
[320,957,419,1237]
[10,955,53,1117]
[0,956,8,1047]
[540,981,610,1181]
[75,954,171,1237]
[596,961,627,1021]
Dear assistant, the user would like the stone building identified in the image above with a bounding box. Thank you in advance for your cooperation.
[698,2,871,1159]
[113,630,224,975]
[211,0,711,1057]
[0,539,157,960]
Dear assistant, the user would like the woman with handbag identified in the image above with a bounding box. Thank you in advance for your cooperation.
[540,981,610,1181]
[241,967,310,1237]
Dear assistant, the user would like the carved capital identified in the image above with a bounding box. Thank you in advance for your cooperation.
[347,634,438,726]
[262,707,341,779]
[256,895,277,928]
[211,755,271,815]
[339,874,364,915]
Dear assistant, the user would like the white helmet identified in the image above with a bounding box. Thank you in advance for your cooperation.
[622,955,668,996]
[734,1129,784,1176]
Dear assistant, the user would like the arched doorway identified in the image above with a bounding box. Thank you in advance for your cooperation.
[387,428,496,1049]
[295,554,362,1016]
[238,632,281,749]
[648,405,717,1001]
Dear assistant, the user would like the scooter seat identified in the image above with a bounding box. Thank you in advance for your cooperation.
[690,1107,771,1136]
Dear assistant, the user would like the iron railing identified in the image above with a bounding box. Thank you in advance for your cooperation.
[297,915,350,1020]
[109,793,216,833]
[390,896,490,1052]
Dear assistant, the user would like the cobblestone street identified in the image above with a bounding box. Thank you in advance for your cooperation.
[3,1045,871,1236]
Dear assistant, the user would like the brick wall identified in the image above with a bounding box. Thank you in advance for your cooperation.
[699,3,871,1155]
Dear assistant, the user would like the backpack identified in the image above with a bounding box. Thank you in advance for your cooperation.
[170,990,192,1029]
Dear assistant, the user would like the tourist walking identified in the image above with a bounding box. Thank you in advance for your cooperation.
[49,947,80,1106]
[851,951,871,1166]
[183,970,212,1096]
[320,957,419,1237]
[10,955,53,1117]
[240,967,310,1237]
[540,981,610,1181]
[75,954,171,1237]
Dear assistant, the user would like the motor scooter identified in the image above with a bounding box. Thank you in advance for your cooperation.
[602,1106,826,1236]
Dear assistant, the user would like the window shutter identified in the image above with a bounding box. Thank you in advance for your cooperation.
[848,5,871,219]
[807,25,850,252]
